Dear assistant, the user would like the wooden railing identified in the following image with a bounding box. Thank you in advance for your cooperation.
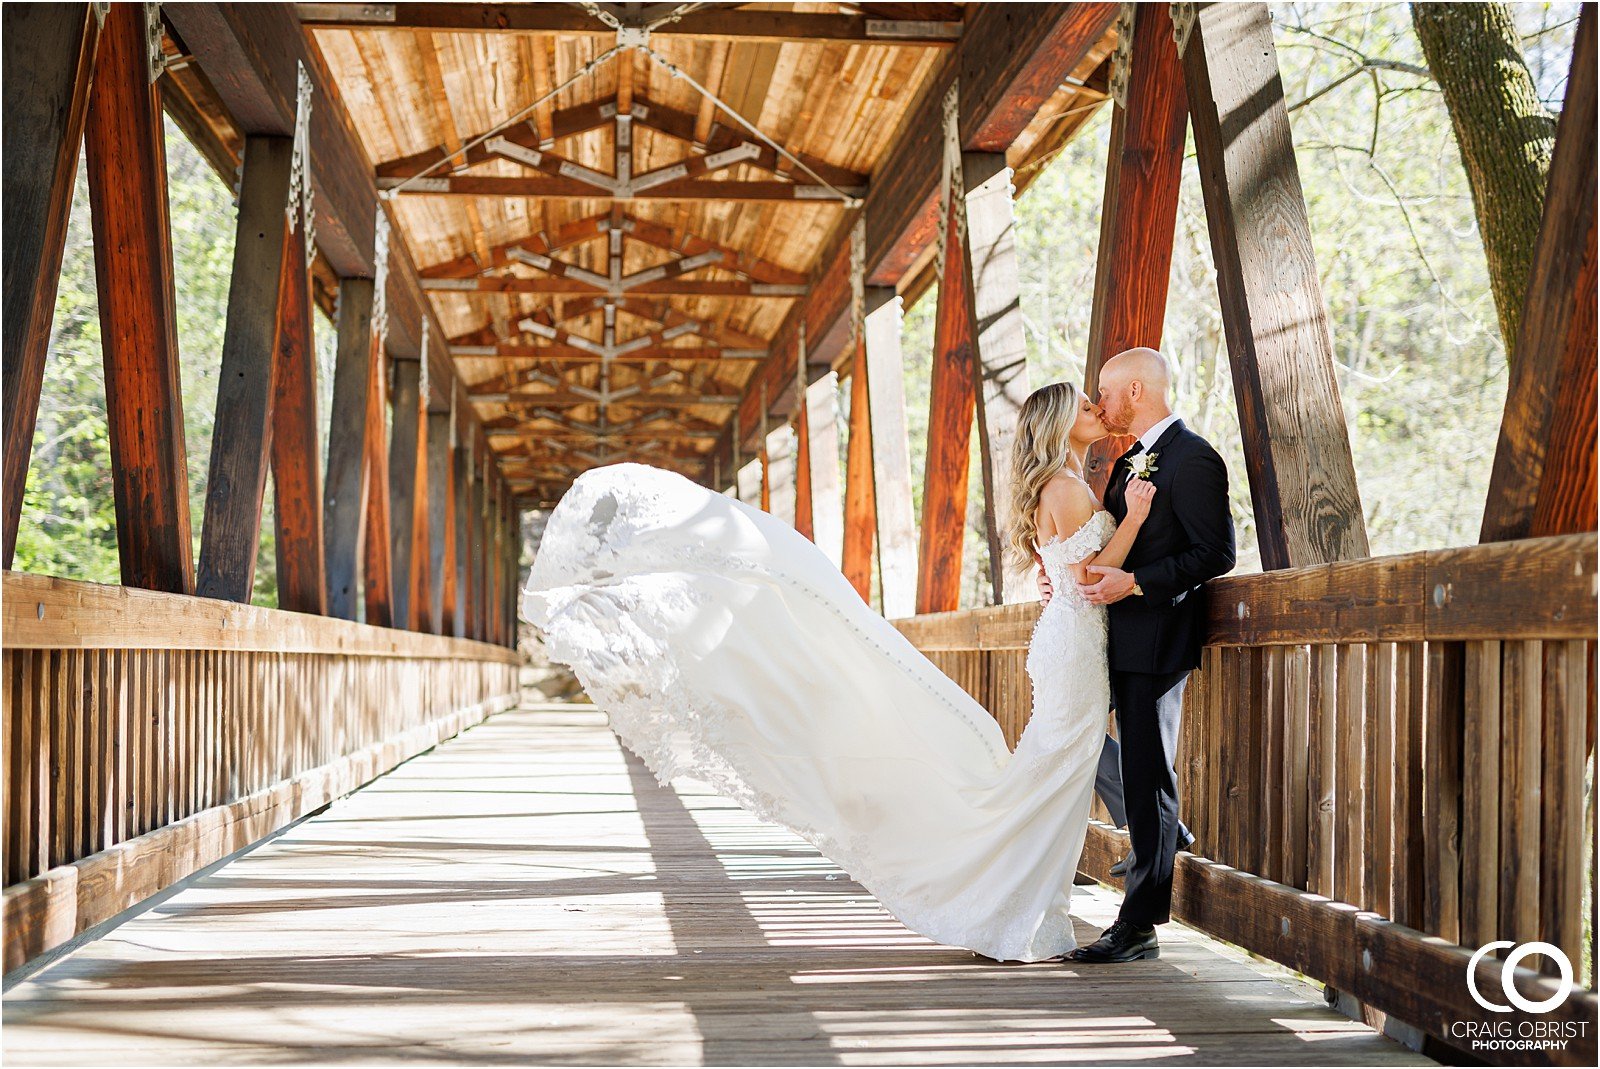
[1,572,522,970]
[897,533,1598,1065]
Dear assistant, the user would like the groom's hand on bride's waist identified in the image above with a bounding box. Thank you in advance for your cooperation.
[1080,565,1139,605]
[1037,570,1053,606]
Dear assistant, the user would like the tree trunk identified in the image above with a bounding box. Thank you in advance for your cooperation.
[1412,2,1557,360]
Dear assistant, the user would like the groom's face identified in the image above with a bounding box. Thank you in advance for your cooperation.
[1096,374,1136,435]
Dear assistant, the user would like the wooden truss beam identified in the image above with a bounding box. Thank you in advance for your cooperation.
[1481,6,1597,542]
[271,212,329,616]
[428,410,456,635]
[450,343,765,364]
[379,175,864,201]
[417,217,805,288]
[197,136,296,604]
[389,358,425,630]
[425,277,805,298]
[1180,1,1367,568]
[84,5,194,594]
[841,338,877,604]
[1,3,100,568]
[295,5,963,46]
[917,166,978,615]
[325,279,376,620]
[1082,4,1186,498]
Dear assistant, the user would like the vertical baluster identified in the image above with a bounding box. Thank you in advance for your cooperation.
[1284,645,1311,891]
[1422,641,1464,943]
[1499,639,1542,947]
[1461,640,1502,947]
[1367,642,1394,918]
[1307,644,1336,898]
[1259,646,1284,884]
[1541,640,1590,979]
[1335,643,1366,905]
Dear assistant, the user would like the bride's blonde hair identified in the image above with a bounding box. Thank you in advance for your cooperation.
[1005,382,1083,573]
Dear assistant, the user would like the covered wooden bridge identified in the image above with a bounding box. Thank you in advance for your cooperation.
[2,2,1596,1065]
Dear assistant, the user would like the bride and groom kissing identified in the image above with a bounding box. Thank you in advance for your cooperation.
[1016,346,1235,962]
[523,345,1236,965]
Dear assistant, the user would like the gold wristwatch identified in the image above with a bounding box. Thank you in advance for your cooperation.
[1131,581,1144,597]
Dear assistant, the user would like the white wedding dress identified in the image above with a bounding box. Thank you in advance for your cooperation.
[521,463,1114,962]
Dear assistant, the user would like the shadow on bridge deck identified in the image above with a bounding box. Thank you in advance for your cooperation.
[2,702,1431,1066]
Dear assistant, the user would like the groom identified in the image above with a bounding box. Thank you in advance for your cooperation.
[1060,347,1235,963]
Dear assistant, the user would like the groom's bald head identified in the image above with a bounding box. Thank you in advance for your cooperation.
[1096,347,1173,436]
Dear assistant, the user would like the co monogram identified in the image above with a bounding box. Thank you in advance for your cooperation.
[1467,942,1575,1014]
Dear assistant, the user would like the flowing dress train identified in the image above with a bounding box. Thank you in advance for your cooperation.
[522,463,1114,961]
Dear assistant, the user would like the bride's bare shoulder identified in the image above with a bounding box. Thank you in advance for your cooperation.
[1040,472,1098,531]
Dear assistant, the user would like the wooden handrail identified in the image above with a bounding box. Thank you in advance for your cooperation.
[895,532,1597,648]
[3,572,522,970]
[2,572,522,659]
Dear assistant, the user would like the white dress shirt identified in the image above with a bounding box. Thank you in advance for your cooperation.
[1135,412,1181,455]
[1123,413,1181,482]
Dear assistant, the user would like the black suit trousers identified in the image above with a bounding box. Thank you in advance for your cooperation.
[1111,667,1190,927]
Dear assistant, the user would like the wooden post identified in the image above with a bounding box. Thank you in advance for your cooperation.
[360,329,394,626]
[1,4,100,568]
[841,343,876,604]
[452,423,471,638]
[428,410,455,635]
[506,505,521,649]
[83,4,194,594]
[324,278,375,619]
[196,136,295,603]
[794,399,814,539]
[805,373,845,568]
[409,400,431,632]
[759,390,773,513]
[863,287,916,618]
[1082,3,1187,500]
[388,358,422,630]
[1178,1,1368,568]
[471,447,487,641]
[961,151,1030,603]
[1482,6,1597,542]
[270,218,326,614]
[918,159,978,614]
[485,473,501,645]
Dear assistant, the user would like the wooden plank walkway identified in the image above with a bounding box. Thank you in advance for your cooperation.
[3,703,1432,1066]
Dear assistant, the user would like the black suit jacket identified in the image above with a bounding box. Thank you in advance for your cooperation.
[1104,419,1236,675]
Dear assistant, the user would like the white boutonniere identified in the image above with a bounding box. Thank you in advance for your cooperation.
[1128,452,1159,480]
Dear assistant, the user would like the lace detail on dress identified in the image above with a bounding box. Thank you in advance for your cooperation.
[1019,509,1114,767]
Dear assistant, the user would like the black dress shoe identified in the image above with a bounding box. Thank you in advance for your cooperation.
[1065,919,1159,962]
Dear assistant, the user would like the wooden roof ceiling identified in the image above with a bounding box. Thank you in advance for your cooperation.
[184,3,1115,500]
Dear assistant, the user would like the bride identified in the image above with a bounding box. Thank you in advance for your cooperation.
[521,381,1154,962]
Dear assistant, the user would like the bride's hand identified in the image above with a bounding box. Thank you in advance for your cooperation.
[1124,478,1157,523]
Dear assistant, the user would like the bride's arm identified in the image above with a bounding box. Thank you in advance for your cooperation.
[1072,480,1155,581]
